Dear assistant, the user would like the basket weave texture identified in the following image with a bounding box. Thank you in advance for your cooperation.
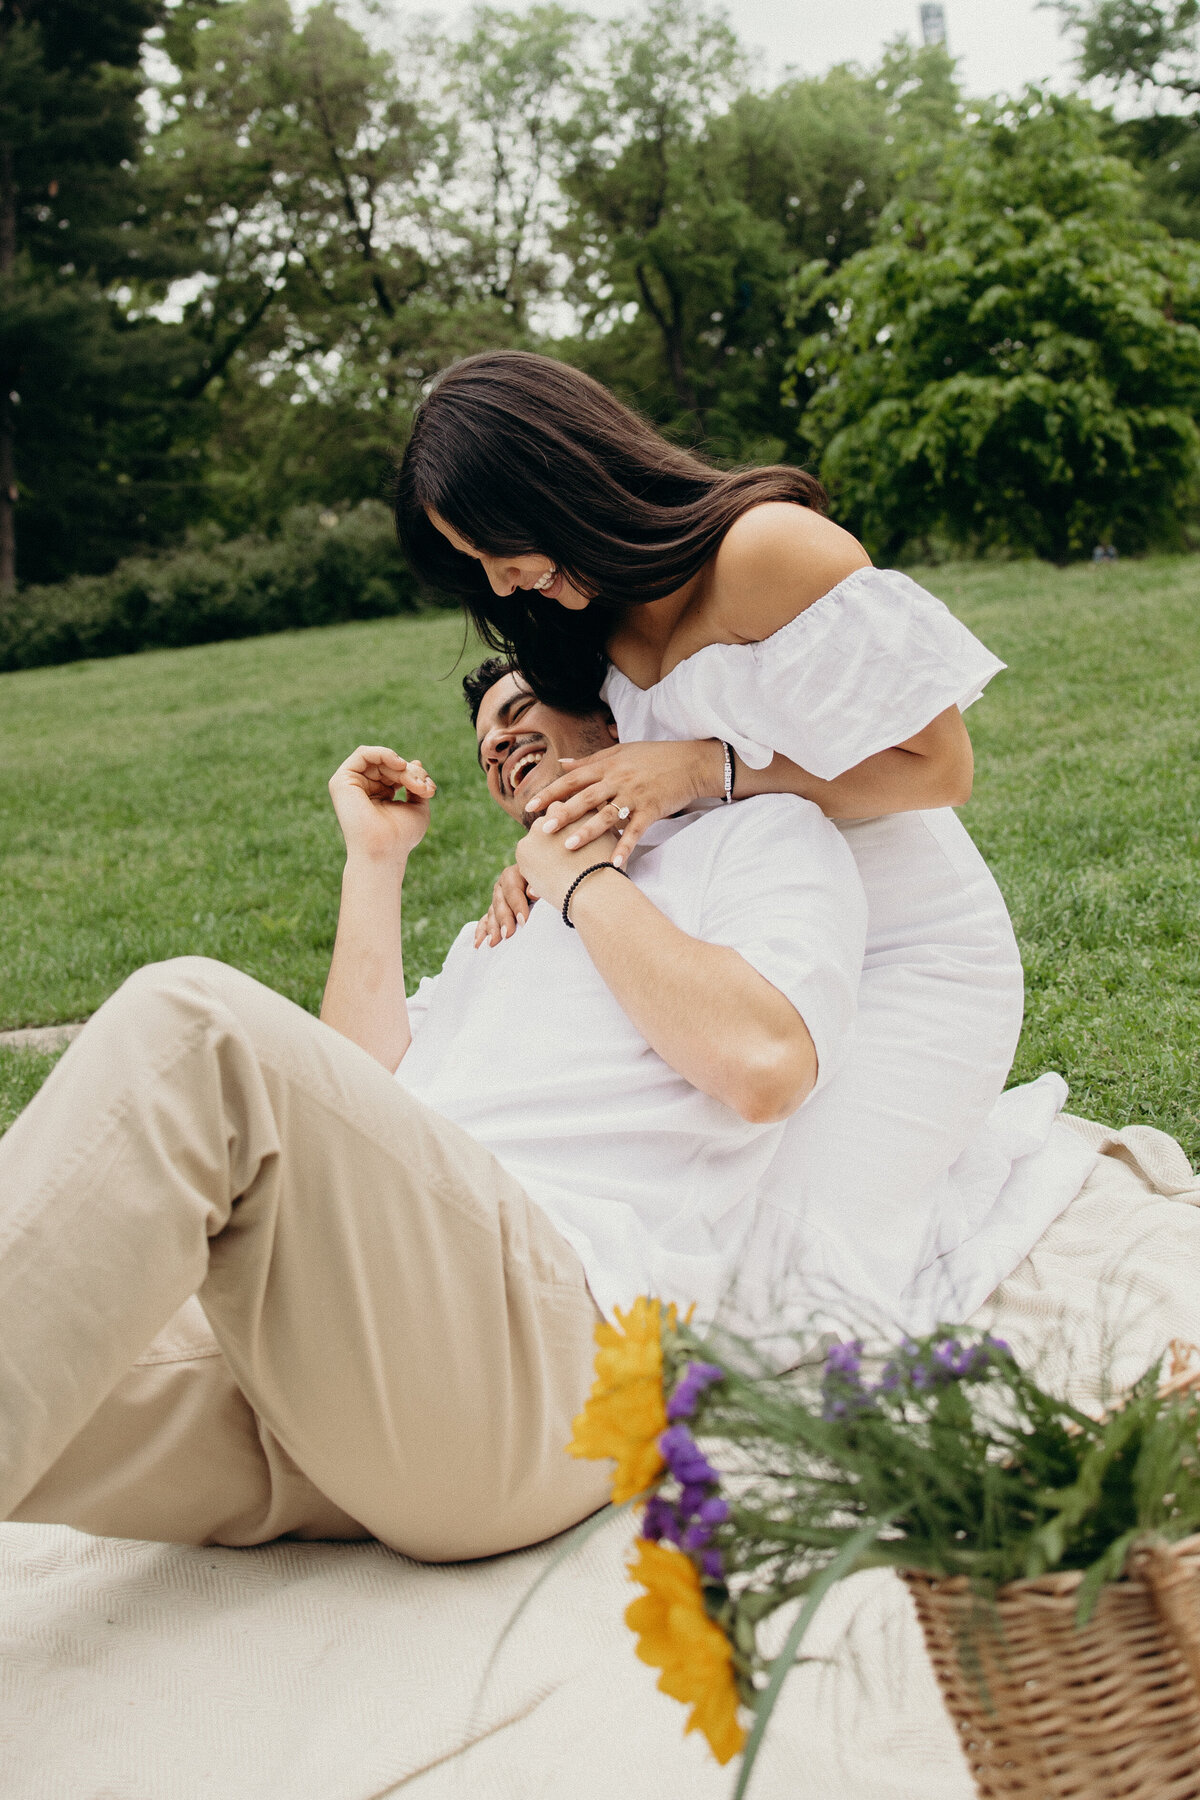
[902,1535,1200,1800]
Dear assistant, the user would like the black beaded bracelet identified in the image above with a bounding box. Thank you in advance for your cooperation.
[562,860,629,928]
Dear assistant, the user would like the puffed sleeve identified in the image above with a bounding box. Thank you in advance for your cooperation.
[646,567,1005,781]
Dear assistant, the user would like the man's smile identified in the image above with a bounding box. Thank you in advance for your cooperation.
[501,737,547,798]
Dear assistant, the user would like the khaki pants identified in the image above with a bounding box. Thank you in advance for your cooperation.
[0,958,610,1559]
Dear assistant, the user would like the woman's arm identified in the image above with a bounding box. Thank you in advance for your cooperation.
[522,704,973,872]
[728,705,973,820]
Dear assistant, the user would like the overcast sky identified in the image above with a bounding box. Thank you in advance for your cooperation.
[579,0,1082,99]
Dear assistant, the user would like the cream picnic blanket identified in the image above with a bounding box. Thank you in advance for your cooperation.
[3,1118,1197,1800]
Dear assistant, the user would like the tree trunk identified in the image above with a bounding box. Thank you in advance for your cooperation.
[0,144,16,597]
[634,262,701,423]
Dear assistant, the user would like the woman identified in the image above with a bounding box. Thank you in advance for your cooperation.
[394,351,1064,1331]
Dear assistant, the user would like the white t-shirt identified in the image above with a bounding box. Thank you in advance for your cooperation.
[395,795,867,1322]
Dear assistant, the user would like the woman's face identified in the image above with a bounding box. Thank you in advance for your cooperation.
[427,510,591,611]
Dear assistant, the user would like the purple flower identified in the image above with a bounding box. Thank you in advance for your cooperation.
[697,1495,730,1526]
[659,1424,720,1488]
[701,1547,725,1582]
[682,1522,713,1551]
[823,1339,865,1381]
[932,1339,974,1378]
[641,1495,683,1546]
[896,1332,1009,1393]
[822,1337,872,1421]
[667,1361,725,1422]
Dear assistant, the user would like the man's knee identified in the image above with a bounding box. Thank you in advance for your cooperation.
[90,957,255,1056]
[111,955,265,1022]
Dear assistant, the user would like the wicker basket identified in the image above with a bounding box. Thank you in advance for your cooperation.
[902,1536,1200,1800]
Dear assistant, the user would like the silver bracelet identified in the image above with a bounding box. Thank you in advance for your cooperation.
[721,741,735,805]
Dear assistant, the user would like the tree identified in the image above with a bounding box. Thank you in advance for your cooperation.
[0,0,201,588]
[791,93,1200,561]
[557,24,961,463]
[448,4,586,334]
[1055,1,1200,238]
[1056,0,1200,93]
[148,0,534,530]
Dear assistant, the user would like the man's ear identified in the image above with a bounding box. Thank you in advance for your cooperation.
[605,719,618,743]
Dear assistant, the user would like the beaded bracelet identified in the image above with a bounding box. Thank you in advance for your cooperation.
[721,741,735,805]
[562,860,630,928]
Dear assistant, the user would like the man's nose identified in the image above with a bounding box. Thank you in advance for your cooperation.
[482,727,513,770]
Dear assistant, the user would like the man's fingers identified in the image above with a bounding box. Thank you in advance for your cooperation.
[398,764,436,797]
[336,746,435,796]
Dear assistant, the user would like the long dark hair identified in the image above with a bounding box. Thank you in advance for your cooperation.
[394,350,827,709]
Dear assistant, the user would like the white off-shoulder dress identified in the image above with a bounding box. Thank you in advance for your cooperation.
[602,566,1092,1333]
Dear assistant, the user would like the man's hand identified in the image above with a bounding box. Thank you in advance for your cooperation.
[321,745,435,1071]
[516,815,621,913]
[328,746,436,864]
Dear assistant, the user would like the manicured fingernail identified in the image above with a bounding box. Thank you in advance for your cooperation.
[565,834,579,849]
[613,853,624,867]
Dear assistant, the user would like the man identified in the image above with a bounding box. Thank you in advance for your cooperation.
[0,664,865,1559]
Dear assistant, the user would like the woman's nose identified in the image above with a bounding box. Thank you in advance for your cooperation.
[482,556,521,597]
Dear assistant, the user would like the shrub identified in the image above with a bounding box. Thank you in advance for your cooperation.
[789,93,1200,562]
[0,502,424,672]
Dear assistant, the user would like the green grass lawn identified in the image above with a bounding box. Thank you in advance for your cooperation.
[1,557,1198,1157]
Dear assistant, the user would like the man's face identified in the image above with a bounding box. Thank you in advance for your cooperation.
[475,672,617,825]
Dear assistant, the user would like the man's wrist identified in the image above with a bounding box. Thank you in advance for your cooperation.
[565,861,631,927]
[343,847,410,880]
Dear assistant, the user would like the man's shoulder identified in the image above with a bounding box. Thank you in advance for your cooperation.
[662,793,835,852]
[637,794,850,891]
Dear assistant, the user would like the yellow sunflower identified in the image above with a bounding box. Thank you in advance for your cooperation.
[625,1538,747,1765]
[566,1295,676,1502]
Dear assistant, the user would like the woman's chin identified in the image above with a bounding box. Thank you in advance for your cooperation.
[552,582,592,611]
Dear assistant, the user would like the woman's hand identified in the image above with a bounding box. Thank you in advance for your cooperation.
[524,739,724,865]
[474,863,533,948]
[328,745,436,863]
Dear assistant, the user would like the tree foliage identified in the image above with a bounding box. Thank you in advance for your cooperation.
[1056,1,1200,238]
[0,0,204,586]
[791,93,1200,561]
[559,12,962,464]
[11,0,1200,602]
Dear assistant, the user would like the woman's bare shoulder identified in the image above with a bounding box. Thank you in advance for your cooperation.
[708,502,872,643]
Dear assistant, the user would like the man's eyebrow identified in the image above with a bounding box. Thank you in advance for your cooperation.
[475,689,531,768]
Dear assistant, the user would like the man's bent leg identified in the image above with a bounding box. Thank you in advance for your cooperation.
[11,1300,367,1544]
[0,957,611,1556]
